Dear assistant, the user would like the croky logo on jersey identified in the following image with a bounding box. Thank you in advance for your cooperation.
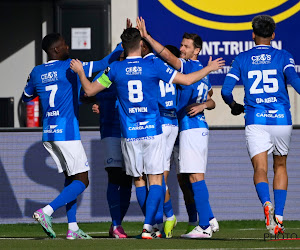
[251,54,271,65]
[158,0,300,31]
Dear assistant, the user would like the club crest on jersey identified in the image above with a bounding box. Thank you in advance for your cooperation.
[126,66,142,75]
[41,71,58,83]
[251,54,271,65]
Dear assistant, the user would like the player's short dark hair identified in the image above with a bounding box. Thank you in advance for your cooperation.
[165,45,180,58]
[182,33,203,50]
[142,38,153,53]
[42,33,62,53]
[252,15,276,38]
[121,28,141,53]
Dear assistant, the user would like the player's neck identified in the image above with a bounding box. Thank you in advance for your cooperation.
[254,37,272,46]
[127,48,142,58]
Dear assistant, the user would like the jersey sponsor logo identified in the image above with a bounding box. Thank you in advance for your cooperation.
[158,0,300,31]
[126,136,155,142]
[256,110,284,119]
[129,107,148,113]
[41,71,58,83]
[256,97,278,104]
[128,121,155,131]
[126,66,142,75]
[43,125,63,134]
[46,110,60,117]
[251,54,272,65]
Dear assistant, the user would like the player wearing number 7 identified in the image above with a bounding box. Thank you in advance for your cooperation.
[70,27,224,239]
[22,33,123,239]
[221,15,300,235]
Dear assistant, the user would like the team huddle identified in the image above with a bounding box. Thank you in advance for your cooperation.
[22,15,300,240]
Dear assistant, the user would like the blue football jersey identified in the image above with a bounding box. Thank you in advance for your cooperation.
[144,53,178,126]
[98,56,177,138]
[177,59,211,132]
[93,71,121,139]
[223,45,295,125]
[23,57,116,141]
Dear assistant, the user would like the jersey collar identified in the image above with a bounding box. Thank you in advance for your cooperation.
[126,56,142,59]
[143,53,155,59]
[45,60,59,64]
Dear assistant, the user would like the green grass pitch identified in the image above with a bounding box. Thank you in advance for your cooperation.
[0,221,299,249]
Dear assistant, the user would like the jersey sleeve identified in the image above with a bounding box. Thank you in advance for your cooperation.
[221,57,241,105]
[179,58,185,73]
[283,51,300,94]
[153,57,177,84]
[23,70,37,102]
[83,43,123,77]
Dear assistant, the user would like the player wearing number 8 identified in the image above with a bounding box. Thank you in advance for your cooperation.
[221,15,300,235]
[70,26,224,238]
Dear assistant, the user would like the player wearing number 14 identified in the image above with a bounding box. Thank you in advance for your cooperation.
[221,15,300,235]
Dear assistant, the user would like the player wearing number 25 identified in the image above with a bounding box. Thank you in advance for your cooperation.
[221,15,300,235]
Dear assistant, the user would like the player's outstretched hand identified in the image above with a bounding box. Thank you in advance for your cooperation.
[186,103,205,117]
[230,101,244,115]
[92,104,100,114]
[207,56,225,72]
[136,17,147,38]
[70,59,83,74]
[126,18,132,29]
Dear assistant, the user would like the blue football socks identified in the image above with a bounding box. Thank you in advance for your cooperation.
[255,182,271,205]
[64,178,77,223]
[164,199,174,218]
[50,180,86,212]
[274,189,287,216]
[145,185,163,226]
[107,183,121,226]
[191,180,210,228]
[136,185,148,216]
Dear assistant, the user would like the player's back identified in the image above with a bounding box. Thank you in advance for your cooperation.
[107,56,176,138]
[144,53,178,126]
[233,45,293,125]
[28,59,81,141]
[177,59,210,131]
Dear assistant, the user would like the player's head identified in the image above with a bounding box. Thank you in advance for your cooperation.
[180,33,202,60]
[252,15,276,42]
[42,33,69,60]
[165,45,180,58]
[121,28,142,55]
[141,37,153,57]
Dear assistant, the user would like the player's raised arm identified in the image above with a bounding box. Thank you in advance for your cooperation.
[137,17,182,70]
[70,59,108,96]
[173,56,225,86]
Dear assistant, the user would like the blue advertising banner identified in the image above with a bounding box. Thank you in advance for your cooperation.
[138,0,300,85]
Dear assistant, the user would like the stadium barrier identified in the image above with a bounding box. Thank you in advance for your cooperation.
[0,127,299,224]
